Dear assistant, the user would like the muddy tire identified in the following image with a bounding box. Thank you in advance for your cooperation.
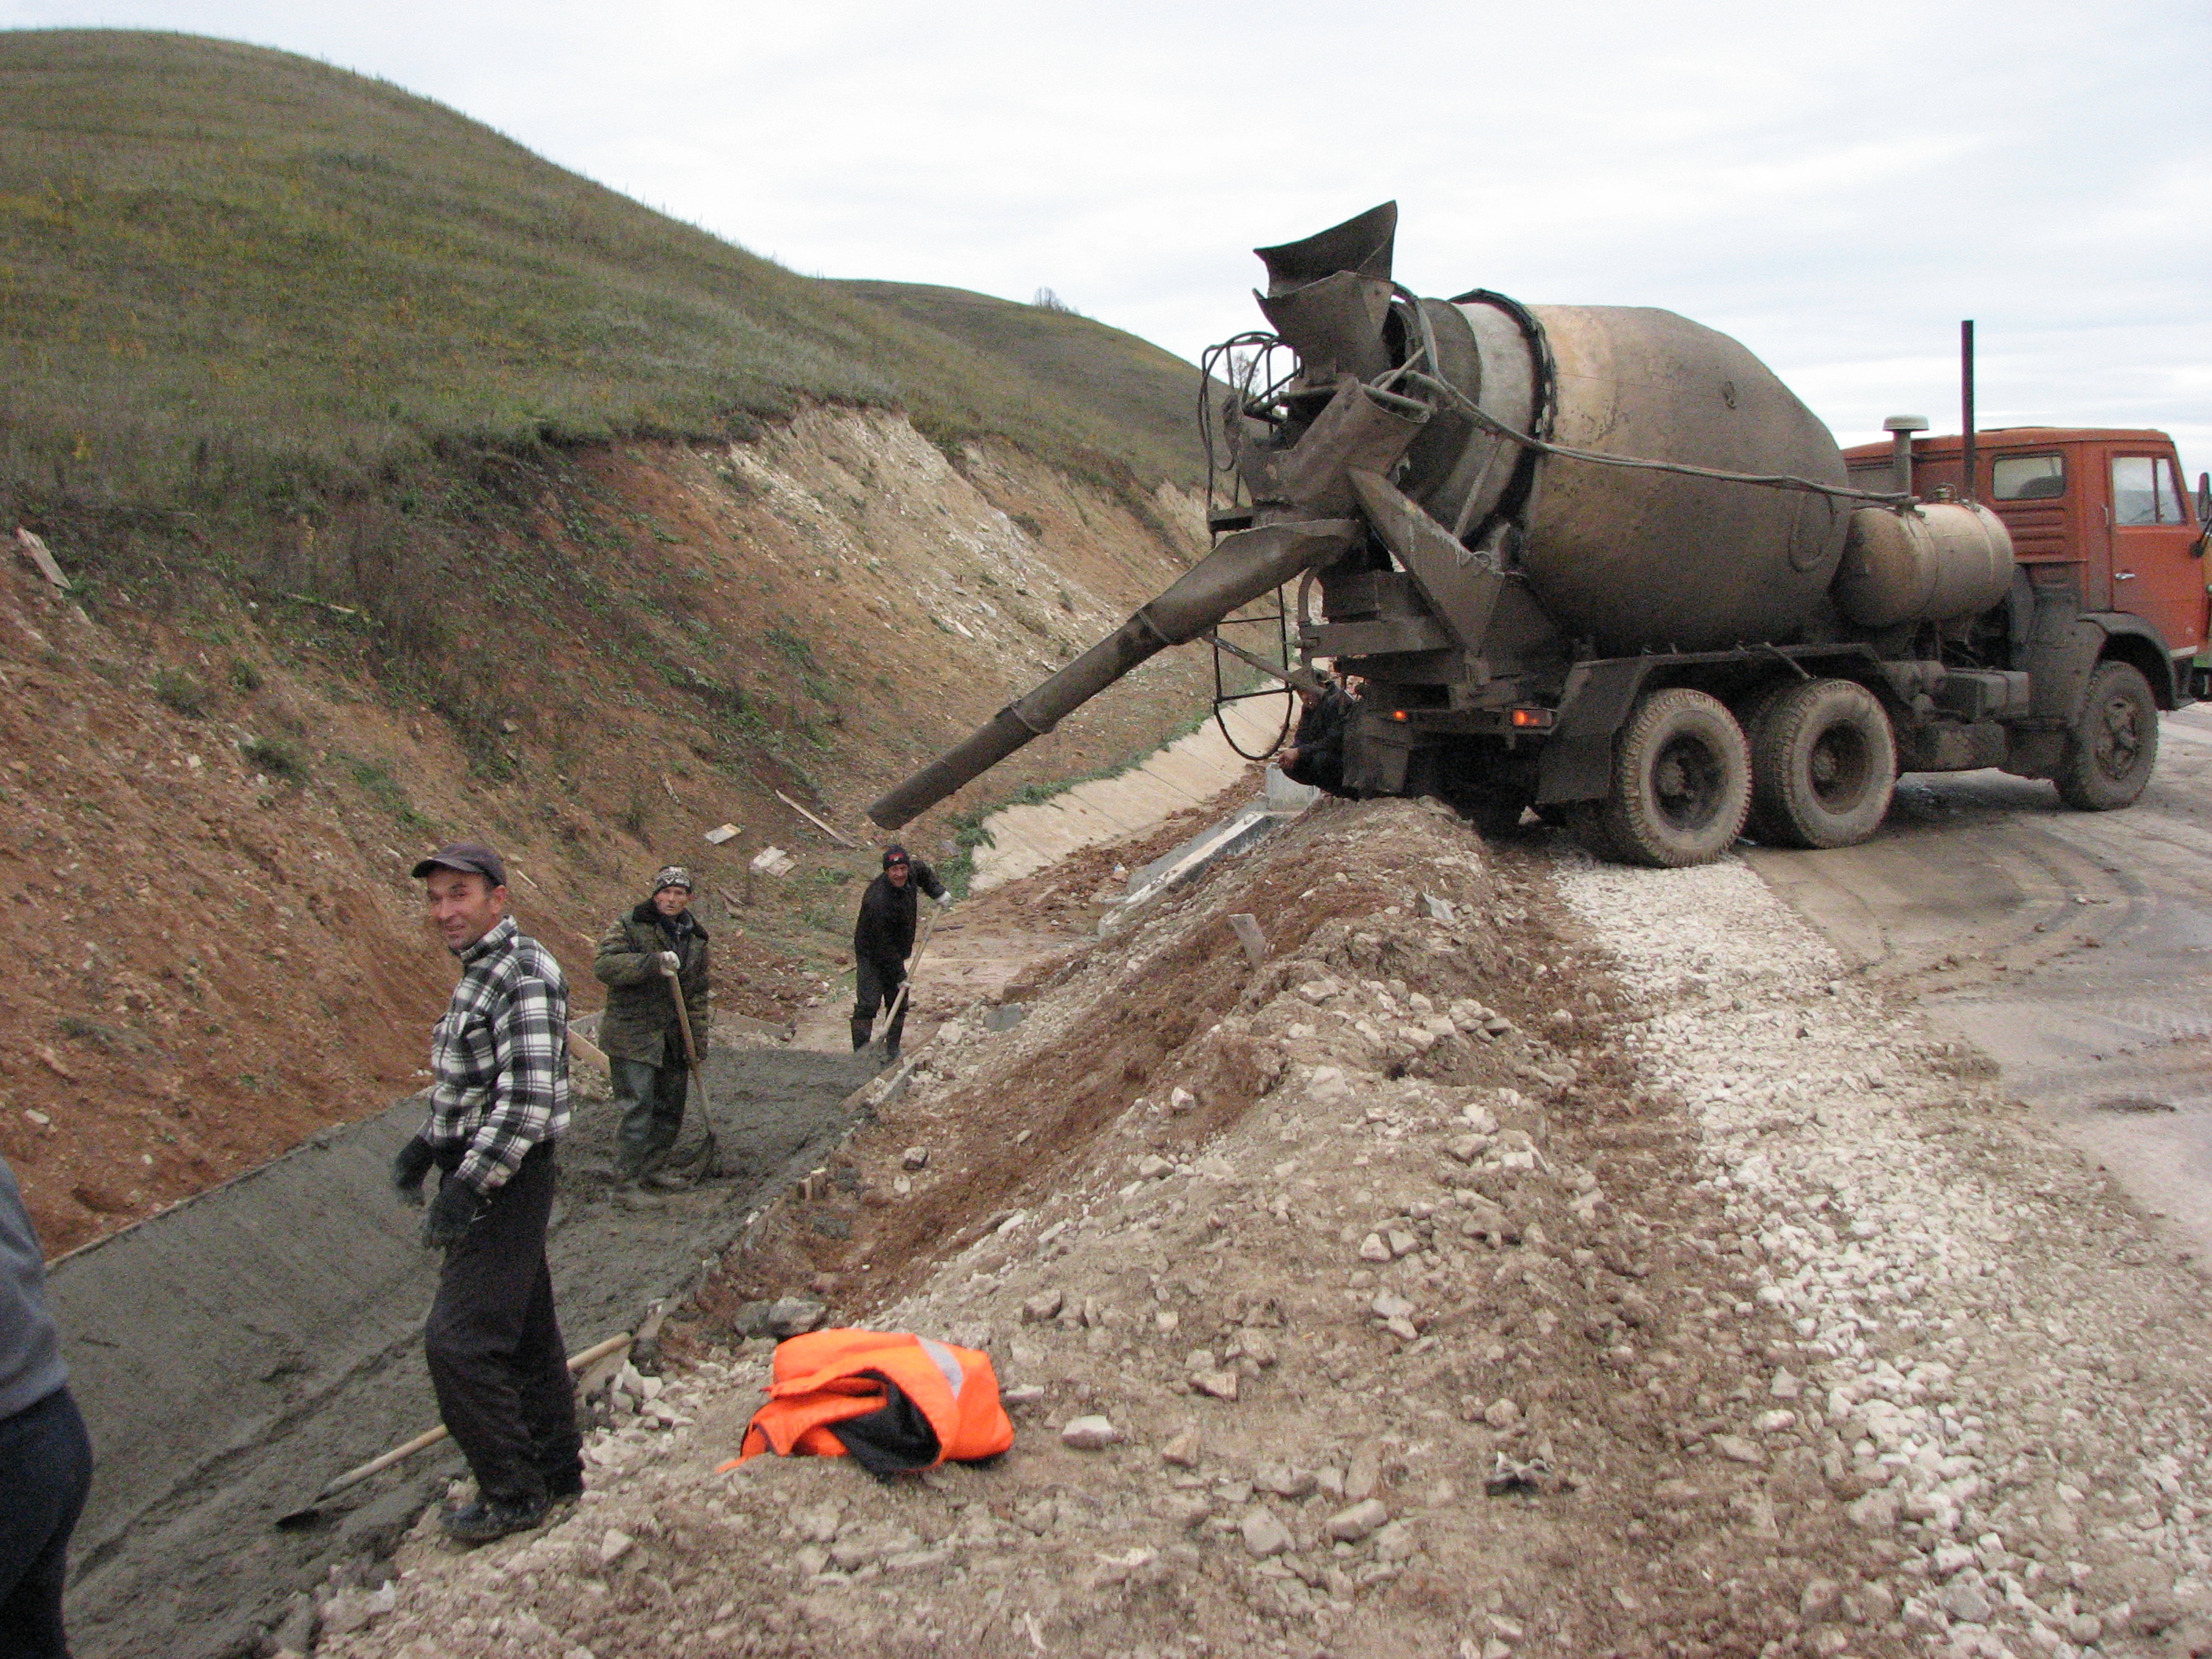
[1732,680,1794,844]
[1598,688,1752,866]
[1746,678,1896,849]
[2056,661,2159,811]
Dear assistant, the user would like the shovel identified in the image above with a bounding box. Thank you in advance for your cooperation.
[658,958,718,1181]
[274,1332,633,1528]
[870,906,940,1059]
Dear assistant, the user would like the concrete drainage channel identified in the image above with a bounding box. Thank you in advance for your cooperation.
[52,1043,877,1659]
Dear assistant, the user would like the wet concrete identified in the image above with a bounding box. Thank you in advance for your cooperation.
[53,1043,875,1659]
[1746,706,2212,1262]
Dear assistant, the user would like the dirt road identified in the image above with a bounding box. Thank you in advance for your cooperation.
[1747,707,2212,1262]
[54,1043,873,1659]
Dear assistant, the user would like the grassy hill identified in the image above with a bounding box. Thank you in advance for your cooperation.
[0,28,1207,540]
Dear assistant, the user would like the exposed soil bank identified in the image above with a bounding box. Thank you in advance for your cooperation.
[2,402,1214,1259]
[55,1042,872,1659]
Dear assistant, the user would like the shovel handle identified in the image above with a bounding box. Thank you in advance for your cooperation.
[306,1333,634,1503]
[661,961,701,1071]
[875,906,939,1042]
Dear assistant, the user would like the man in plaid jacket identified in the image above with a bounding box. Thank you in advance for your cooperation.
[390,840,582,1544]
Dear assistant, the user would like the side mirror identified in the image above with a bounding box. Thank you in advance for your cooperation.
[2199,471,2210,526]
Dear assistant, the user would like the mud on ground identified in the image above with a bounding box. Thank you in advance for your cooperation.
[328,799,1944,1659]
[56,1042,872,1659]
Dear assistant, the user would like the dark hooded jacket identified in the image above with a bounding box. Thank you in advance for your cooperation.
[593,902,711,1067]
[1281,684,1354,797]
[853,859,945,966]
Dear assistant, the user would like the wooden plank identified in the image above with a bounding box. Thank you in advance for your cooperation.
[1229,913,1268,965]
[775,789,860,848]
[13,528,69,591]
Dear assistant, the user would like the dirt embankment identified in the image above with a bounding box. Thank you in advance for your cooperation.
[324,800,1943,1659]
[316,795,2212,1659]
[0,405,1216,1255]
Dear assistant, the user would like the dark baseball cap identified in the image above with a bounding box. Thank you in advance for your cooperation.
[411,840,509,888]
[882,844,911,868]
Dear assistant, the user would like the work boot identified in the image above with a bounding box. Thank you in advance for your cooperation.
[884,1036,901,1064]
[439,1492,550,1544]
[850,1019,871,1052]
[544,1470,584,1505]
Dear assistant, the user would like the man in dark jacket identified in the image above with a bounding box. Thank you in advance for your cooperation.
[0,1152,92,1659]
[851,844,945,1062]
[593,866,712,1185]
[1279,672,1357,797]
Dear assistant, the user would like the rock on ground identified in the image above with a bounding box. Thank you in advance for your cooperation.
[319,804,2212,1659]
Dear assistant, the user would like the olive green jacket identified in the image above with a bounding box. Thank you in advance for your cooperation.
[592,903,711,1068]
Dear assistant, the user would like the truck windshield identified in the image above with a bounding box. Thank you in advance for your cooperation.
[2113,456,2188,526]
[1991,454,2064,500]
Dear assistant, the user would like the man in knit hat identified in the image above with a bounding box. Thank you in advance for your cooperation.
[851,844,946,1063]
[593,866,712,1185]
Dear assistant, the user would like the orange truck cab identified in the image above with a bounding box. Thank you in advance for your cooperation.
[1844,429,2212,708]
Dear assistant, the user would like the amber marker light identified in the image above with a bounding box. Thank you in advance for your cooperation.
[1509,707,1556,729]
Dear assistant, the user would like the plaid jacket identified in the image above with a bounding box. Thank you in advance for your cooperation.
[423,916,570,1193]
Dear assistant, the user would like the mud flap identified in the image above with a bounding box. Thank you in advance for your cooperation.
[1343,715,1415,796]
[1536,660,1650,804]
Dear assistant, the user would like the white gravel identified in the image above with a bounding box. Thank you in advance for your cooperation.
[1554,846,2212,1659]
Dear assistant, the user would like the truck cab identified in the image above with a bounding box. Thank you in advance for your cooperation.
[1844,428,2210,701]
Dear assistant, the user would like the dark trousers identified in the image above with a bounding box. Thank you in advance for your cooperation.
[851,954,908,1051]
[611,1058,688,1174]
[0,1385,91,1659]
[424,1143,580,1507]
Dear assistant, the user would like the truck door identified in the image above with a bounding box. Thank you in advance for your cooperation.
[2108,449,2206,656]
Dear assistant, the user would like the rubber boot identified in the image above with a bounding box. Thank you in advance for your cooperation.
[851,1019,872,1052]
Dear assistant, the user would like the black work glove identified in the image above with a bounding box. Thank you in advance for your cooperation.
[391,1136,437,1207]
[420,1174,486,1250]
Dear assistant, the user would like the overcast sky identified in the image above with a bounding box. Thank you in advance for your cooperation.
[6,1,2208,463]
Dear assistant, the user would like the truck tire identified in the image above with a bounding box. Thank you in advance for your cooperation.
[1746,678,1896,849]
[1598,688,1752,866]
[2055,661,2159,811]
[1732,680,1795,844]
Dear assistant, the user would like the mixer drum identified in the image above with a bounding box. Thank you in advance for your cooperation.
[1405,303,1853,656]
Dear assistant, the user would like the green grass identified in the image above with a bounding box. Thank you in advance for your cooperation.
[149,665,208,718]
[836,280,1207,496]
[0,29,1207,555]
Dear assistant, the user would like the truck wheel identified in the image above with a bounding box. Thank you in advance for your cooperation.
[1747,678,1896,849]
[2056,661,2159,811]
[1598,688,1752,866]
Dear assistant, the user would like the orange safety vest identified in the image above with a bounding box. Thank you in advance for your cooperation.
[718,1328,1013,1477]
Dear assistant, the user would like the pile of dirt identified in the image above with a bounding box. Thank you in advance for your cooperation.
[321,800,1919,1659]
[2,403,1220,1257]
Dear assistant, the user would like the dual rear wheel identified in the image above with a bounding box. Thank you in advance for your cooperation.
[1573,679,1897,866]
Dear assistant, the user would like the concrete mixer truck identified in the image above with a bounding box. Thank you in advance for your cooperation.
[869,202,2210,866]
